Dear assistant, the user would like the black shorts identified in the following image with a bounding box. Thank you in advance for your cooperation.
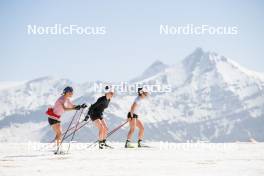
[90,112,103,121]
[48,118,60,126]
[127,112,138,119]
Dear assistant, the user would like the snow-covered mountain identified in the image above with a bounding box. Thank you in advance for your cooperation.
[1,48,264,142]
[130,60,168,82]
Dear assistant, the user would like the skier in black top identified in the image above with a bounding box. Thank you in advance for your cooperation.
[86,86,114,149]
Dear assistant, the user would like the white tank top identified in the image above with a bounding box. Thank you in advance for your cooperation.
[133,96,143,115]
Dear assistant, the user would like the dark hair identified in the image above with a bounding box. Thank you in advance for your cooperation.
[138,88,143,96]
[63,86,73,95]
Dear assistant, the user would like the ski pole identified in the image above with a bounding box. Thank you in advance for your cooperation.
[51,109,88,143]
[40,120,88,151]
[55,109,82,153]
[87,120,128,149]
[62,119,90,141]
[50,121,83,143]
[67,108,85,153]
[107,120,128,138]
[92,120,128,148]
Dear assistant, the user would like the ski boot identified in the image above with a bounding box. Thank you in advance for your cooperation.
[138,139,150,148]
[103,139,113,149]
[125,140,135,148]
[99,140,104,149]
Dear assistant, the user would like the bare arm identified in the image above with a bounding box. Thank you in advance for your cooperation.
[62,99,76,111]
[63,104,76,111]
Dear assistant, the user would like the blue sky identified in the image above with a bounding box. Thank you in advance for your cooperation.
[0,0,263,83]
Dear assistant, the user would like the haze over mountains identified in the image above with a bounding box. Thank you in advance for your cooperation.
[0,48,263,142]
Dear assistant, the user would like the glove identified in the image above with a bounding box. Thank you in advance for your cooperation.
[74,105,81,110]
[81,103,87,108]
[84,115,89,121]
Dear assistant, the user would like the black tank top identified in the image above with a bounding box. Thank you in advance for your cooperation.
[90,96,110,114]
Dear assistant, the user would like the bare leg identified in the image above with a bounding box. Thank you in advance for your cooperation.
[94,119,104,141]
[101,119,108,140]
[136,119,144,140]
[51,123,62,147]
[127,118,136,141]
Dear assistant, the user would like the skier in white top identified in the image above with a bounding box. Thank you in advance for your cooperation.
[125,87,149,148]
